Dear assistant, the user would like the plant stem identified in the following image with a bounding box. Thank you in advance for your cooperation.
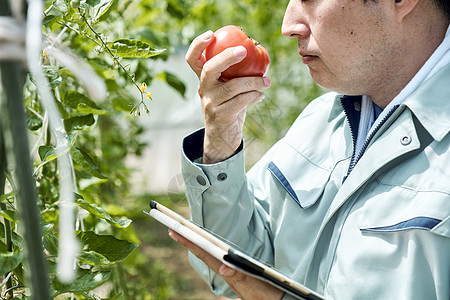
[0,63,51,300]
[82,14,141,91]
[0,1,51,299]
[55,21,102,47]
[56,14,151,115]
[79,13,150,113]
[0,121,13,298]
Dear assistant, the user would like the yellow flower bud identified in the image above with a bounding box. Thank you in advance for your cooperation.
[139,82,147,92]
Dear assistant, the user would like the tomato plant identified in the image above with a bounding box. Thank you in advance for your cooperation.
[0,0,190,299]
[205,25,270,80]
[0,0,325,298]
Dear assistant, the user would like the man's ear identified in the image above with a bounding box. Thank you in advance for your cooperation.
[394,0,420,23]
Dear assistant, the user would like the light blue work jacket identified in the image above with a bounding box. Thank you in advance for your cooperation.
[181,63,450,300]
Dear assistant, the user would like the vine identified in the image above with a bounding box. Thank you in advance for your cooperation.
[0,0,186,298]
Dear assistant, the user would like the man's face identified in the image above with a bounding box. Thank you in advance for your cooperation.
[282,0,398,97]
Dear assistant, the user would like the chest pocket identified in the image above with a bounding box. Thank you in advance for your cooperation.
[268,142,331,209]
[357,183,450,239]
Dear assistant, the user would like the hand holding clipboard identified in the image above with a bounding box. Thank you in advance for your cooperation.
[144,201,325,300]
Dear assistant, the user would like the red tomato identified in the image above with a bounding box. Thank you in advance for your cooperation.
[205,25,270,80]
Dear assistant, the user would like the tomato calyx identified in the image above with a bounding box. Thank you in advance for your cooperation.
[238,26,260,46]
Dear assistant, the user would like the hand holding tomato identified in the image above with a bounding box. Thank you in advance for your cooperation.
[205,25,270,80]
[185,26,271,164]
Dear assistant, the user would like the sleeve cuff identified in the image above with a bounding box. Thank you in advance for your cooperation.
[182,127,244,163]
[181,128,246,225]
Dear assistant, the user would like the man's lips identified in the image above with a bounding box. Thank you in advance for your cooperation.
[301,54,318,64]
[299,50,318,64]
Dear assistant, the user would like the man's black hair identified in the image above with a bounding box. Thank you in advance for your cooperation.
[435,0,450,19]
[365,0,450,19]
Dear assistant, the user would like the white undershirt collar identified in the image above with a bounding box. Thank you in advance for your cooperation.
[355,25,450,156]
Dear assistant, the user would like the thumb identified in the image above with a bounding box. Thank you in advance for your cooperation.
[219,264,237,277]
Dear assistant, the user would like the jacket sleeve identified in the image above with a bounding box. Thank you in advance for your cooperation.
[181,128,276,297]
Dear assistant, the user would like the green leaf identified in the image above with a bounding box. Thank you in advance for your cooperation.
[0,241,8,252]
[112,97,132,112]
[0,251,23,274]
[43,65,63,88]
[78,251,110,266]
[64,114,95,132]
[63,91,108,115]
[13,263,25,288]
[42,14,62,27]
[0,210,17,223]
[53,268,111,295]
[42,223,55,236]
[52,0,69,15]
[38,146,54,162]
[26,112,43,131]
[76,196,132,228]
[38,133,77,163]
[0,222,22,247]
[71,147,107,179]
[138,28,170,50]
[133,60,154,85]
[0,191,16,203]
[38,176,59,203]
[85,0,114,21]
[166,0,188,19]
[156,71,186,98]
[43,233,59,256]
[77,231,138,265]
[108,39,166,58]
[114,220,140,245]
[55,97,70,119]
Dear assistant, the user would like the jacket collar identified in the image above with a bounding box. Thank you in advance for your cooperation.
[403,62,450,142]
[332,62,450,143]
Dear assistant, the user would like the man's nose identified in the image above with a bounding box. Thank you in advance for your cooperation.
[281,1,310,39]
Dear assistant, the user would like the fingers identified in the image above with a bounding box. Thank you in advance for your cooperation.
[168,229,245,293]
[201,76,271,118]
[185,30,214,78]
[186,30,272,164]
[219,264,237,277]
[210,91,265,125]
[200,75,270,163]
[186,29,249,80]
[168,229,223,273]
[219,258,285,300]
[220,265,285,300]
[200,46,247,83]
[200,76,270,105]
[187,30,271,114]
[168,229,284,300]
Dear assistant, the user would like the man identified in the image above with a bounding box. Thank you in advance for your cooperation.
[170,0,450,299]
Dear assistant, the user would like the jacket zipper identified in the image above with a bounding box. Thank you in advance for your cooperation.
[341,97,400,180]
[340,97,359,181]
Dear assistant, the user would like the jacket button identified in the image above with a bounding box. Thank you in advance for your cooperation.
[217,173,227,181]
[400,135,412,145]
[196,175,207,186]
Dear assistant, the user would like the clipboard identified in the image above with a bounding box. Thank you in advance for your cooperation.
[144,200,325,300]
